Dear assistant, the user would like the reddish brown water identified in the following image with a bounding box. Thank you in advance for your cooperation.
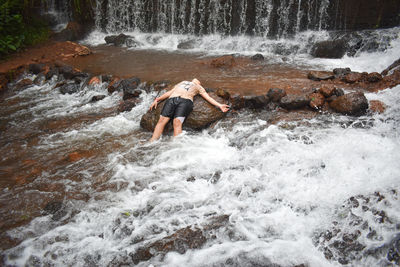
[66,45,325,95]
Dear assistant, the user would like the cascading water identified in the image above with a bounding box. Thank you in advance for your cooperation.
[94,0,330,38]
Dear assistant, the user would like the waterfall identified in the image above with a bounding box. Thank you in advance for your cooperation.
[40,0,72,31]
[93,0,331,38]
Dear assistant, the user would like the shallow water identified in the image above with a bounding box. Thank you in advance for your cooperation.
[1,65,399,266]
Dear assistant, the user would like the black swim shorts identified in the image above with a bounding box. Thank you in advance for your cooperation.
[161,97,193,119]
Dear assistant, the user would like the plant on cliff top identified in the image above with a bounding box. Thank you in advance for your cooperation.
[0,0,49,56]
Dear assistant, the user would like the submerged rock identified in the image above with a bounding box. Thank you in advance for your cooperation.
[210,55,236,68]
[119,98,142,113]
[329,92,368,116]
[59,83,80,94]
[140,93,227,131]
[369,100,386,114]
[177,39,197,49]
[307,71,335,81]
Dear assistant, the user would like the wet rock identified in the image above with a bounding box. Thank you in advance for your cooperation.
[366,72,382,83]
[101,74,113,83]
[229,93,245,110]
[334,87,345,97]
[152,80,171,92]
[130,226,206,264]
[267,88,286,102]
[0,74,8,93]
[309,92,325,110]
[251,53,264,60]
[91,95,106,102]
[59,83,80,94]
[28,63,46,75]
[118,98,142,113]
[33,74,46,85]
[387,233,400,264]
[45,66,59,80]
[333,67,351,78]
[210,55,236,68]
[88,76,101,86]
[216,88,230,100]
[15,78,33,90]
[369,100,386,114]
[105,33,142,47]
[107,77,121,94]
[116,77,141,100]
[307,71,335,81]
[311,39,348,58]
[177,39,197,49]
[280,94,309,110]
[42,201,63,215]
[330,92,368,116]
[243,94,270,109]
[140,93,227,131]
[342,72,363,84]
[381,58,400,76]
[318,86,336,98]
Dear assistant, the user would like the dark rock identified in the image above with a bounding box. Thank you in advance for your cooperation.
[342,72,363,84]
[333,68,351,78]
[177,39,197,49]
[210,55,236,68]
[118,98,142,113]
[15,78,33,90]
[280,95,309,110]
[100,74,113,83]
[91,95,106,102]
[216,88,230,100]
[130,226,206,264]
[123,89,142,100]
[45,67,59,80]
[334,88,345,97]
[267,88,286,102]
[309,92,325,110]
[311,39,348,58]
[229,93,245,110]
[307,71,335,81]
[243,95,270,109]
[43,201,63,215]
[105,33,141,47]
[381,58,400,76]
[107,78,121,94]
[28,63,46,75]
[0,73,9,93]
[140,93,227,131]
[117,77,141,100]
[367,72,382,83]
[329,92,369,116]
[251,53,264,60]
[387,233,400,264]
[33,74,46,85]
[59,83,80,94]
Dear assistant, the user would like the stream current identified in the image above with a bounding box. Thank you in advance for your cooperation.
[1,28,400,266]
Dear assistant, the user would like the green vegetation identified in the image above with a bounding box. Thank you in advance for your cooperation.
[0,0,50,56]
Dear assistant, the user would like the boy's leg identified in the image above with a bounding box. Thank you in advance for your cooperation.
[150,116,170,141]
[173,117,184,136]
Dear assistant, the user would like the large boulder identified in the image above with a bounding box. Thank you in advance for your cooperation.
[311,39,348,58]
[329,92,369,116]
[140,93,227,131]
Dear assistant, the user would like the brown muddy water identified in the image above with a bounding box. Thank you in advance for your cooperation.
[66,45,324,95]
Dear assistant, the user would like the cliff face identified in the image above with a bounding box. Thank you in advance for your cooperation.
[328,0,400,31]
